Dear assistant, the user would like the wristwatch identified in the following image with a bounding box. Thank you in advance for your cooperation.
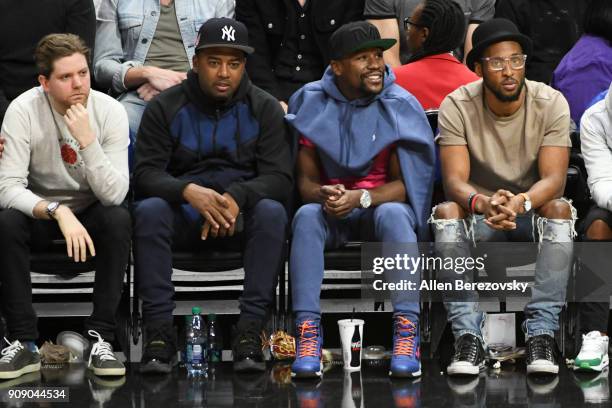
[359,189,372,209]
[46,201,60,219]
[519,193,532,213]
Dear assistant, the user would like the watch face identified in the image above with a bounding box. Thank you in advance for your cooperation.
[360,191,372,208]
[47,202,59,215]
[524,200,532,212]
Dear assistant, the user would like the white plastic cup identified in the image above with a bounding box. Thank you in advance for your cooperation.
[338,319,364,371]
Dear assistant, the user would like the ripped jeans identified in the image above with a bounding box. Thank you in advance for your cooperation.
[430,199,576,342]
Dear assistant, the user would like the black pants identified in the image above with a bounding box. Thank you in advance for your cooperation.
[577,206,612,333]
[0,203,131,342]
[133,198,288,324]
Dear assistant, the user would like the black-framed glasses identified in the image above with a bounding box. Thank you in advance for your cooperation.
[480,54,527,71]
[403,18,427,31]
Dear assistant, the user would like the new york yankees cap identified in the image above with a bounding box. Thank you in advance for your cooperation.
[195,17,254,54]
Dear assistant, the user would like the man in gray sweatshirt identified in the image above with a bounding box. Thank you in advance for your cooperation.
[0,33,130,380]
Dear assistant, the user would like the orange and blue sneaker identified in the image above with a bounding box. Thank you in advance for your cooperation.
[291,319,323,379]
[389,316,421,378]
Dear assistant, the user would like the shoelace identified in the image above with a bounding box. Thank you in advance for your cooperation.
[88,330,116,363]
[529,336,553,361]
[0,338,23,363]
[454,335,480,362]
[393,316,417,357]
[297,320,320,358]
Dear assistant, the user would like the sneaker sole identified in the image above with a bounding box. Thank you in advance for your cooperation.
[0,362,41,380]
[291,362,323,379]
[389,368,421,378]
[447,362,485,376]
[574,356,609,372]
[389,362,422,378]
[140,358,177,375]
[88,365,126,377]
[234,359,266,373]
[527,363,559,375]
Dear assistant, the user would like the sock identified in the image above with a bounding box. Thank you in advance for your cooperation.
[21,341,38,352]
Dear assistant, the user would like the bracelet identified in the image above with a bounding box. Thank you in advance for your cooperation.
[470,193,482,214]
[467,192,477,212]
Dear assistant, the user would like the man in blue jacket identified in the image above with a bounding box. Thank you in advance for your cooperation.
[132,18,293,374]
[286,21,435,379]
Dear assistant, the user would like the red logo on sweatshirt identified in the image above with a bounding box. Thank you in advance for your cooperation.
[61,144,78,165]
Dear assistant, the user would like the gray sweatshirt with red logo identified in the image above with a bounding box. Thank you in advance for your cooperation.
[0,86,129,216]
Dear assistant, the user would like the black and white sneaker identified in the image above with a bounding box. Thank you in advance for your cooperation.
[87,331,125,377]
[526,334,559,375]
[0,339,40,380]
[447,334,486,376]
[140,322,178,375]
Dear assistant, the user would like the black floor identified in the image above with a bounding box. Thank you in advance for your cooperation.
[0,359,608,407]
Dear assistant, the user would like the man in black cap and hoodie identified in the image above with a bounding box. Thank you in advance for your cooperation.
[132,17,293,374]
[430,18,575,376]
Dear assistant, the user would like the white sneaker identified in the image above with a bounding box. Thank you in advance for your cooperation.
[574,331,609,372]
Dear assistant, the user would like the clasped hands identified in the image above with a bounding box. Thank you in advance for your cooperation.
[479,189,526,231]
[183,184,240,240]
[319,184,361,218]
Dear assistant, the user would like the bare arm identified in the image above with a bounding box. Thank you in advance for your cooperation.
[325,149,406,218]
[367,149,406,205]
[463,24,478,64]
[296,146,327,204]
[368,19,402,67]
[440,145,473,209]
[526,146,569,208]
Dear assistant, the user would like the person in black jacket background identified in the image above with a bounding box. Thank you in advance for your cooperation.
[236,0,365,111]
[0,0,95,124]
[494,0,589,84]
[132,18,293,375]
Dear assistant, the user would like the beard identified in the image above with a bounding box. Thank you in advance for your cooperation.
[483,74,525,103]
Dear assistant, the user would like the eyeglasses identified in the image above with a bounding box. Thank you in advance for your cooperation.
[480,54,527,71]
[403,18,427,31]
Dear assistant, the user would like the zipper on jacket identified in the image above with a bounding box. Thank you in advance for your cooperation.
[212,109,220,154]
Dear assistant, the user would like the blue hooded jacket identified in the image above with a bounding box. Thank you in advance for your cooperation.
[286,66,436,240]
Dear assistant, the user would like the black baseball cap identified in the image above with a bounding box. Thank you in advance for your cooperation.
[195,17,255,54]
[329,21,396,60]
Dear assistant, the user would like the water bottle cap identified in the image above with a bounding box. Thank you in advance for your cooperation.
[208,313,216,321]
[192,306,201,315]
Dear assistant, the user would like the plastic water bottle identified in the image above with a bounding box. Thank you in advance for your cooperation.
[207,313,222,362]
[186,306,207,377]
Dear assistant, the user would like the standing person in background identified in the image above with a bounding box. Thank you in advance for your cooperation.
[552,0,612,128]
[236,0,365,112]
[94,0,234,139]
[0,0,95,124]
[365,0,495,66]
[495,0,589,84]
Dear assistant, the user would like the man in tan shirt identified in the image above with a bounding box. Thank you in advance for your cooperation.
[430,19,575,377]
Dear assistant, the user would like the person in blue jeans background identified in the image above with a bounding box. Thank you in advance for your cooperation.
[286,21,435,379]
[431,19,576,377]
